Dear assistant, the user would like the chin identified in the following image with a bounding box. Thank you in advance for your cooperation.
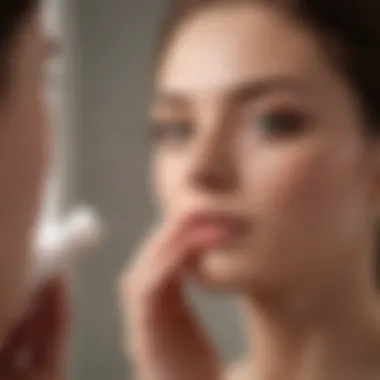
[188,247,259,293]
[188,246,297,296]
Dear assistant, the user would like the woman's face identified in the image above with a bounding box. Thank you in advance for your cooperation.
[0,11,49,332]
[152,4,380,292]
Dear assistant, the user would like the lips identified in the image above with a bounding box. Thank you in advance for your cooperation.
[186,211,251,248]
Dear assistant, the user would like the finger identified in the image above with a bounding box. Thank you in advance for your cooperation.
[122,213,198,303]
[129,214,189,271]
[120,213,198,353]
[130,203,203,271]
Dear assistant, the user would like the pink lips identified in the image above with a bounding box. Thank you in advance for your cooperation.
[185,211,251,248]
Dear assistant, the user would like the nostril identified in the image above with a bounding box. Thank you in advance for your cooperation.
[188,129,238,192]
[191,155,237,192]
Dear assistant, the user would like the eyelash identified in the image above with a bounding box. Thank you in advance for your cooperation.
[151,122,193,144]
[249,109,307,138]
[151,108,307,145]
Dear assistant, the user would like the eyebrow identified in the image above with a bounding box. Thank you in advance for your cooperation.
[154,75,311,107]
[231,76,311,104]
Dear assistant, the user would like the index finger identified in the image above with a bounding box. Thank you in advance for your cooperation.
[121,211,199,300]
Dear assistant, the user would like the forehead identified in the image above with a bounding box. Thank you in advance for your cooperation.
[157,5,332,96]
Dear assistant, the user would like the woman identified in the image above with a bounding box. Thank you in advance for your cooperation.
[121,0,380,379]
[0,0,68,378]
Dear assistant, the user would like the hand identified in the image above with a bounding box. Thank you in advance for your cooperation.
[0,278,69,380]
[119,214,222,380]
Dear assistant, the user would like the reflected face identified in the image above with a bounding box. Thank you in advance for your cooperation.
[0,10,49,332]
[151,4,378,291]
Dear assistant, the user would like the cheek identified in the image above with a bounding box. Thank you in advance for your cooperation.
[153,152,189,212]
[245,141,368,228]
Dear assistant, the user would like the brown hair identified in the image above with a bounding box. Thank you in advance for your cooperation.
[0,0,38,93]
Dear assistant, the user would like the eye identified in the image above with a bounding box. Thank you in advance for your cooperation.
[151,121,193,144]
[253,111,306,137]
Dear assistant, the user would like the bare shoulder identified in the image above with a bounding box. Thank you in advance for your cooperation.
[224,359,253,380]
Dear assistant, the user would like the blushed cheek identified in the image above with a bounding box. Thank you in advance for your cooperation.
[155,150,205,218]
[261,148,365,230]
[154,156,186,214]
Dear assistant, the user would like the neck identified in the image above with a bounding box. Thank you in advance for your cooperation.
[240,259,380,380]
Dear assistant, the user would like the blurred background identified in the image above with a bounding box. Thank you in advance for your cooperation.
[46,0,246,378]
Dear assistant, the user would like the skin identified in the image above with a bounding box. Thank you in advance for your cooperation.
[122,3,380,380]
[0,9,48,328]
[0,5,68,379]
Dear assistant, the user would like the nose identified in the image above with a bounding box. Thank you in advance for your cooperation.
[189,121,238,193]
